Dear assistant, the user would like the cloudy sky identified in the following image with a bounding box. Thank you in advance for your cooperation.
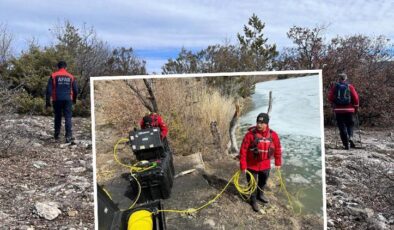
[0,0,393,73]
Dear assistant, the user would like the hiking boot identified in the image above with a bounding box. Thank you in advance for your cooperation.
[250,200,260,212]
[349,139,356,148]
[54,132,60,140]
[344,145,350,150]
[65,136,73,144]
[257,192,269,203]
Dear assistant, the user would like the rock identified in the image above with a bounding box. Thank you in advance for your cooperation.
[33,142,42,147]
[333,190,346,197]
[60,143,71,148]
[38,131,50,137]
[203,218,216,228]
[65,161,74,165]
[35,201,62,220]
[19,226,35,230]
[75,140,92,149]
[68,175,91,189]
[347,207,374,220]
[33,161,47,169]
[70,167,86,173]
[68,210,78,217]
[327,219,335,227]
[368,214,389,230]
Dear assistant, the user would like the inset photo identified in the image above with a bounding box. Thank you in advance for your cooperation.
[91,71,325,229]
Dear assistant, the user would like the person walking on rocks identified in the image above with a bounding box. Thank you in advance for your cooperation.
[239,113,282,212]
[328,73,359,150]
[46,61,78,143]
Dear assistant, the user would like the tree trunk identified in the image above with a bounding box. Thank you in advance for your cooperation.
[229,102,240,154]
[124,79,158,112]
[143,79,159,112]
[267,91,272,115]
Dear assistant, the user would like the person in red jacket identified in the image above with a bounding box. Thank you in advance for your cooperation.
[139,112,168,139]
[46,61,78,143]
[140,112,169,151]
[328,73,359,150]
[240,113,282,212]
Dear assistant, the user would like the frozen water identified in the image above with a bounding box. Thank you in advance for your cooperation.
[238,75,323,214]
[290,174,311,184]
[240,75,321,137]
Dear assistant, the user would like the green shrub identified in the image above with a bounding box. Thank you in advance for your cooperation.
[14,91,90,116]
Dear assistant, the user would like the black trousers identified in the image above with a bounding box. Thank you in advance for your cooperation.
[53,100,73,138]
[246,169,270,202]
[335,113,354,147]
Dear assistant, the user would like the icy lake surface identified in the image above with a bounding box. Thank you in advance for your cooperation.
[238,75,323,215]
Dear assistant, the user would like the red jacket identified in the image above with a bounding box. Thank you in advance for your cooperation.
[46,68,78,101]
[328,81,359,114]
[240,126,282,171]
[139,113,168,139]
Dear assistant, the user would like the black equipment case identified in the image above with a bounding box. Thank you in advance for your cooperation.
[130,153,174,203]
[129,128,166,160]
[97,184,167,230]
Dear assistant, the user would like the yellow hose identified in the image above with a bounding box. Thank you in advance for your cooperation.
[156,170,256,214]
[111,138,303,216]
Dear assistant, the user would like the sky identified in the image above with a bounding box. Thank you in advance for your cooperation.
[0,0,393,73]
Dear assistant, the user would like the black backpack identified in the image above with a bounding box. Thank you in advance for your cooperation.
[334,82,351,105]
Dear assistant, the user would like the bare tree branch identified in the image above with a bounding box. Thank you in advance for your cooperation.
[124,79,154,112]
[143,78,158,112]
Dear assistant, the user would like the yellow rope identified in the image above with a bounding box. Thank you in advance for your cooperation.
[111,138,303,216]
[275,169,303,215]
[156,170,256,214]
[113,138,156,173]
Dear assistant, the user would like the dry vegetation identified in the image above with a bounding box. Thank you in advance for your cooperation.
[94,77,238,182]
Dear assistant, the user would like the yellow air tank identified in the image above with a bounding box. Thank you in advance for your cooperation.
[128,210,153,230]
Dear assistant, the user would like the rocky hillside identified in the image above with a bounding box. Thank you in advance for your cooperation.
[0,114,94,229]
[325,127,394,229]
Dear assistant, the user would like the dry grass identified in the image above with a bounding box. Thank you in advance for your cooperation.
[93,77,236,157]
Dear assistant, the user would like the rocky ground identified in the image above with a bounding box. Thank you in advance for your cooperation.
[96,126,323,230]
[325,127,394,230]
[0,114,94,229]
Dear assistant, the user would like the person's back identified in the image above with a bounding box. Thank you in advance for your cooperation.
[328,73,359,149]
[328,73,359,114]
[46,61,78,143]
[49,68,76,101]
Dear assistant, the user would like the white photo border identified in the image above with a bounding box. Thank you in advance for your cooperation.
[90,69,327,230]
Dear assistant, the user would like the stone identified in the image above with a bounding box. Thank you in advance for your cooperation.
[327,219,335,227]
[33,161,47,169]
[70,167,86,173]
[35,201,61,220]
[203,218,216,228]
[68,210,78,217]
